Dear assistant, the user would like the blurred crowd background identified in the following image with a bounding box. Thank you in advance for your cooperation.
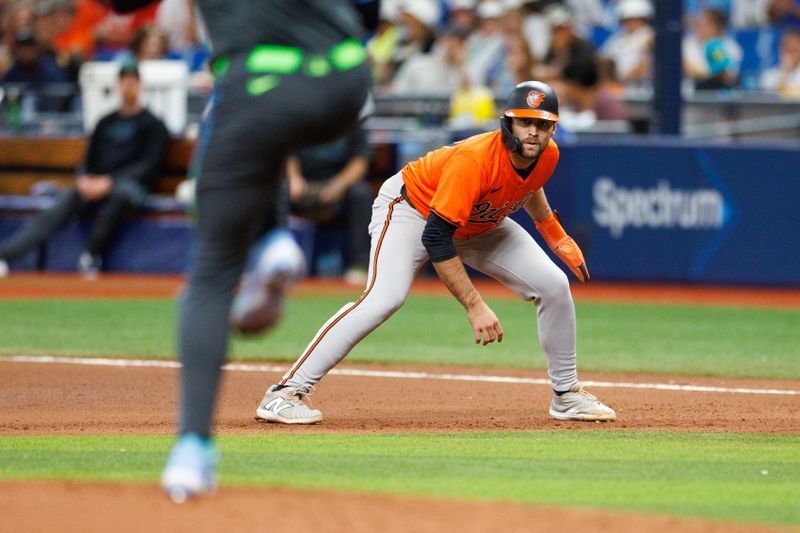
[1,0,800,136]
[1,0,798,284]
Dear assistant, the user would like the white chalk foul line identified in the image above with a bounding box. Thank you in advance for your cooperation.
[3,355,799,396]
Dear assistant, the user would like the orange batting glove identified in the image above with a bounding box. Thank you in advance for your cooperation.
[535,211,590,283]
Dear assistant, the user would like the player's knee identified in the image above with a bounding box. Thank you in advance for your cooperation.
[536,268,572,303]
[382,293,406,317]
[364,291,406,322]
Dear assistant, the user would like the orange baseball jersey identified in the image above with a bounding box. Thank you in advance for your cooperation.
[402,130,560,240]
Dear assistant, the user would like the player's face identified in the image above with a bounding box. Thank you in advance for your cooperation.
[511,117,556,160]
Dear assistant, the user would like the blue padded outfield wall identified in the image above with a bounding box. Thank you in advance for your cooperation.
[1,138,798,286]
[533,138,800,286]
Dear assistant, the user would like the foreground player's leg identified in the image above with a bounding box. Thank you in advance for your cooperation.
[162,183,272,500]
[458,218,615,421]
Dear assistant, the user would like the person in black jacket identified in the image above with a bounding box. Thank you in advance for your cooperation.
[0,62,169,277]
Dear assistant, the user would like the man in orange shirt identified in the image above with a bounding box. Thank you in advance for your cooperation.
[257,81,616,424]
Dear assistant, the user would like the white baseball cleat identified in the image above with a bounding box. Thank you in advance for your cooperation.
[230,229,306,335]
[549,382,617,421]
[160,433,218,503]
[256,385,323,424]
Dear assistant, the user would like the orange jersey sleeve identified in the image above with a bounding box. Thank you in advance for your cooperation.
[402,130,560,239]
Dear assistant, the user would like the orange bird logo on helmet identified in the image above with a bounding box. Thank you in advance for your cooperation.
[526,90,545,108]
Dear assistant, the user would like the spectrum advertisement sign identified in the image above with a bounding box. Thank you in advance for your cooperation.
[556,139,800,286]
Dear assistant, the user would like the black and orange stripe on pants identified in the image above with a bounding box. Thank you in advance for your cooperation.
[280,172,432,390]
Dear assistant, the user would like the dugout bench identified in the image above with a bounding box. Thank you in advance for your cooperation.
[0,136,390,275]
[0,136,195,273]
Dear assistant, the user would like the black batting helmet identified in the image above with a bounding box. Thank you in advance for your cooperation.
[504,81,559,121]
[500,81,559,152]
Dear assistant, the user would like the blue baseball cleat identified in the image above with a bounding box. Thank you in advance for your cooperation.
[230,228,306,335]
[160,433,218,503]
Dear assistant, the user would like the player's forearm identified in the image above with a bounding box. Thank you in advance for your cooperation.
[432,256,482,310]
[523,188,552,222]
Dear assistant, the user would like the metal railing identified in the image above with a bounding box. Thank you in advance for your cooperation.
[2,83,800,141]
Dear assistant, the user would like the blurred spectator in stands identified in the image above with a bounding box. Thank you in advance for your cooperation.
[688,0,772,29]
[564,0,605,39]
[118,17,214,94]
[598,0,654,85]
[557,55,628,130]
[6,0,36,33]
[684,0,731,20]
[768,0,800,29]
[2,29,64,83]
[481,0,525,92]
[156,0,199,53]
[466,0,506,86]
[501,0,525,36]
[517,0,602,60]
[52,0,106,60]
[157,0,211,75]
[447,0,478,32]
[2,28,70,112]
[94,1,159,59]
[115,23,174,65]
[535,5,597,84]
[386,0,440,87]
[1,0,37,75]
[34,0,82,84]
[0,63,169,278]
[490,32,535,96]
[760,29,800,97]
[520,0,554,61]
[730,0,771,28]
[684,8,743,90]
[366,2,403,89]
[53,0,158,61]
[596,55,626,97]
[286,124,372,285]
[391,23,469,94]
[129,24,169,60]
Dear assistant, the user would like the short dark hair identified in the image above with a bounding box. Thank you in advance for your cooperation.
[118,62,140,79]
[704,8,728,31]
[562,60,599,88]
[14,29,37,47]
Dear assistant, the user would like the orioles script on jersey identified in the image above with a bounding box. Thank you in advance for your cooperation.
[401,130,560,240]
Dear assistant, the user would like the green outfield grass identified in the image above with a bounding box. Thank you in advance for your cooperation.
[1,432,798,526]
[0,295,797,379]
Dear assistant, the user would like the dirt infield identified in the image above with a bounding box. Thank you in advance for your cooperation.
[2,359,799,533]
[3,482,791,533]
[2,361,799,436]
[2,274,799,532]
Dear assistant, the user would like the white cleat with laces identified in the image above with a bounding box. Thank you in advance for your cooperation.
[549,382,616,421]
[255,385,323,424]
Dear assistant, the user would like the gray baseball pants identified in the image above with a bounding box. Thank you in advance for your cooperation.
[280,172,579,392]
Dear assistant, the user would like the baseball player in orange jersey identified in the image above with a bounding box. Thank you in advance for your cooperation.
[256,81,616,423]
